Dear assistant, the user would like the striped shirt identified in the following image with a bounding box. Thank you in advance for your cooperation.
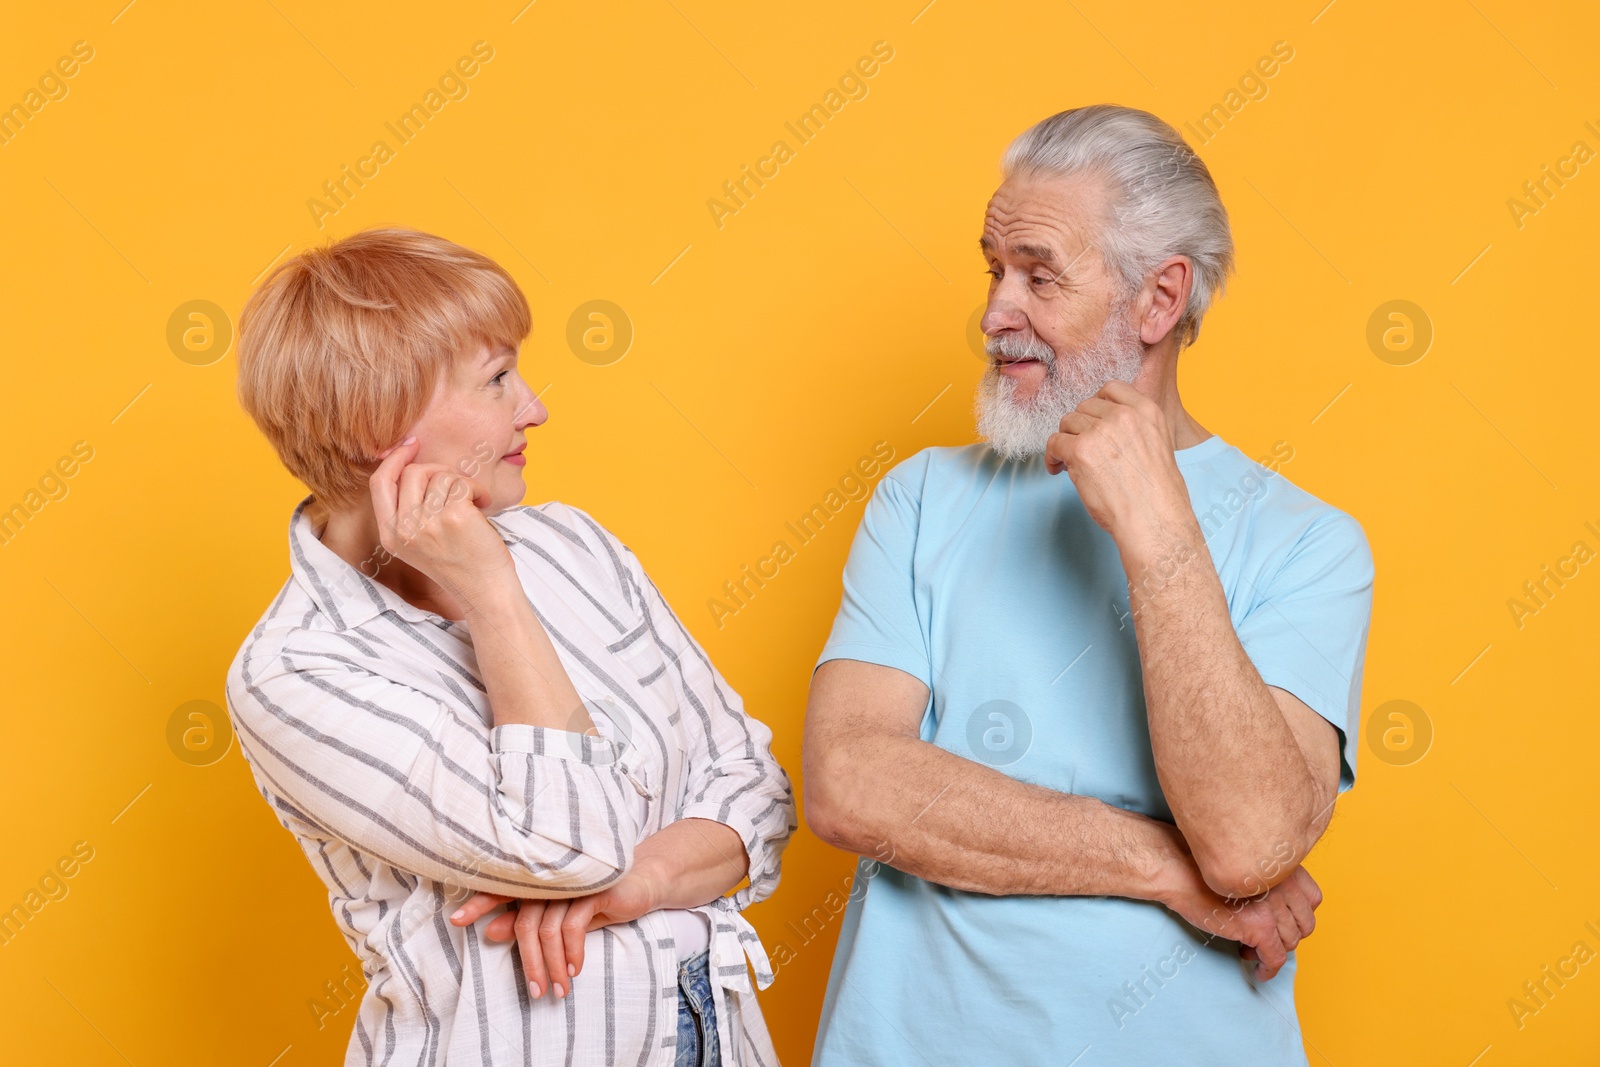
[225,495,797,1066]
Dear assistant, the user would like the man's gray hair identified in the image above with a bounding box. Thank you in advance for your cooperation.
[1001,104,1235,349]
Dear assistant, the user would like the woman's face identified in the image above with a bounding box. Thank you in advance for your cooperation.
[400,339,546,514]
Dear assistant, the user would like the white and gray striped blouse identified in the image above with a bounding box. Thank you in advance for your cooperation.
[225,495,797,1066]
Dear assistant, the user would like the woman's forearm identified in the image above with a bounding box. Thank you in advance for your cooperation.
[461,581,596,735]
[632,818,750,911]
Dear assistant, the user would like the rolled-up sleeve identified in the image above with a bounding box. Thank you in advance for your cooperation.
[612,536,797,911]
[226,644,642,897]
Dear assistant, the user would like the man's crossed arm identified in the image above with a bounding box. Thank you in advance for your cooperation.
[803,659,1328,981]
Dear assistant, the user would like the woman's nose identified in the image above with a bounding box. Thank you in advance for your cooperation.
[515,391,548,429]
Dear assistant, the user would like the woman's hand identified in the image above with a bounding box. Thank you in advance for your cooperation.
[449,821,744,997]
[369,435,516,601]
[448,863,669,999]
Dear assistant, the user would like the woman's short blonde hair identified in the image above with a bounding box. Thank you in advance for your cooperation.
[237,227,530,509]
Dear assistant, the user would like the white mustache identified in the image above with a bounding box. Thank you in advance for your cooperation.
[984,333,1056,366]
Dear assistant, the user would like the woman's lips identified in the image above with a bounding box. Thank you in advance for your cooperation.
[502,452,526,467]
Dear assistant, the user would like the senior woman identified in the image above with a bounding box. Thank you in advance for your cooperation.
[224,227,796,1066]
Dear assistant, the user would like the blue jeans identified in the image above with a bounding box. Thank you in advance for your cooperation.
[675,950,722,1067]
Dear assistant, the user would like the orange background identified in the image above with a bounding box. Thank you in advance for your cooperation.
[2,1,1598,1063]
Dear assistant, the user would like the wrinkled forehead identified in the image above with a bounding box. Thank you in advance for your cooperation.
[980,173,1109,268]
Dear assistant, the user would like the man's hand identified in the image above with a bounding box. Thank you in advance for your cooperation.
[1044,380,1193,554]
[448,863,668,999]
[1157,844,1323,981]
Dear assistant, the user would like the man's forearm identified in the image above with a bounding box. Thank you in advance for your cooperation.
[809,730,1185,900]
[1120,518,1324,890]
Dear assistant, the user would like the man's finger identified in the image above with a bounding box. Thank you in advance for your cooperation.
[1271,897,1302,955]
[1043,432,1075,475]
[1057,411,1096,436]
[1251,918,1288,981]
[1097,379,1144,405]
[1294,866,1324,910]
[1074,396,1118,418]
[1282,885,1317,940]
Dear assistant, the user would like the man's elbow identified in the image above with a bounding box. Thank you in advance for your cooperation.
[801,753,873,854]
[1195,856,1275,900]
[1191,833,1310,899]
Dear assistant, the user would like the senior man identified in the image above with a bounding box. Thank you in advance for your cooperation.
[803,104,1375,1065]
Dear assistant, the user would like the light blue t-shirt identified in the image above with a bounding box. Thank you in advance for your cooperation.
[811,435,1375,1067]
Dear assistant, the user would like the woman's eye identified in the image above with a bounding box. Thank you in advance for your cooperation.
[984,268,1001,280]
[490,370,509,386]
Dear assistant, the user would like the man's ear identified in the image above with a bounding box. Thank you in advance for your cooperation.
[1138,256,1194,346]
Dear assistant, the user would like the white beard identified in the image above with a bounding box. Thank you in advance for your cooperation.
[974,298,1144,461]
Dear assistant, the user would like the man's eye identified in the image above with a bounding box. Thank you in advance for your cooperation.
[1031,276,1054,287]
[984,268,1001,280]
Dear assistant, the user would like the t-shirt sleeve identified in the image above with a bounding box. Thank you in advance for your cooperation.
[813,464,932,690]
[1233,511,1376,792]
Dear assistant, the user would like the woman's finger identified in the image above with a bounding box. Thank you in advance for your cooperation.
[391,462,442,548]
[437,466,495,512]
[423,468,470,517]
[537,900,573,998]
[395,467,491,552]
[463,472,493,510]
[514,901,551,999]
[449,892,512,927]
[368,436,420,537]
[484,909,518,942]
[562,895,600,979]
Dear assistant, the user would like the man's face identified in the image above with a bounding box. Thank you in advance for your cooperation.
[975,173,1145,459]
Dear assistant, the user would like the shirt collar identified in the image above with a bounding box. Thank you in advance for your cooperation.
[286,494,517,632]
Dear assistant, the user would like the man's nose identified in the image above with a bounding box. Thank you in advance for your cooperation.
[981,301,1028,338]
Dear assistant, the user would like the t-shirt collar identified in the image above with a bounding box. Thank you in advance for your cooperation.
[1173,433,1226,469]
